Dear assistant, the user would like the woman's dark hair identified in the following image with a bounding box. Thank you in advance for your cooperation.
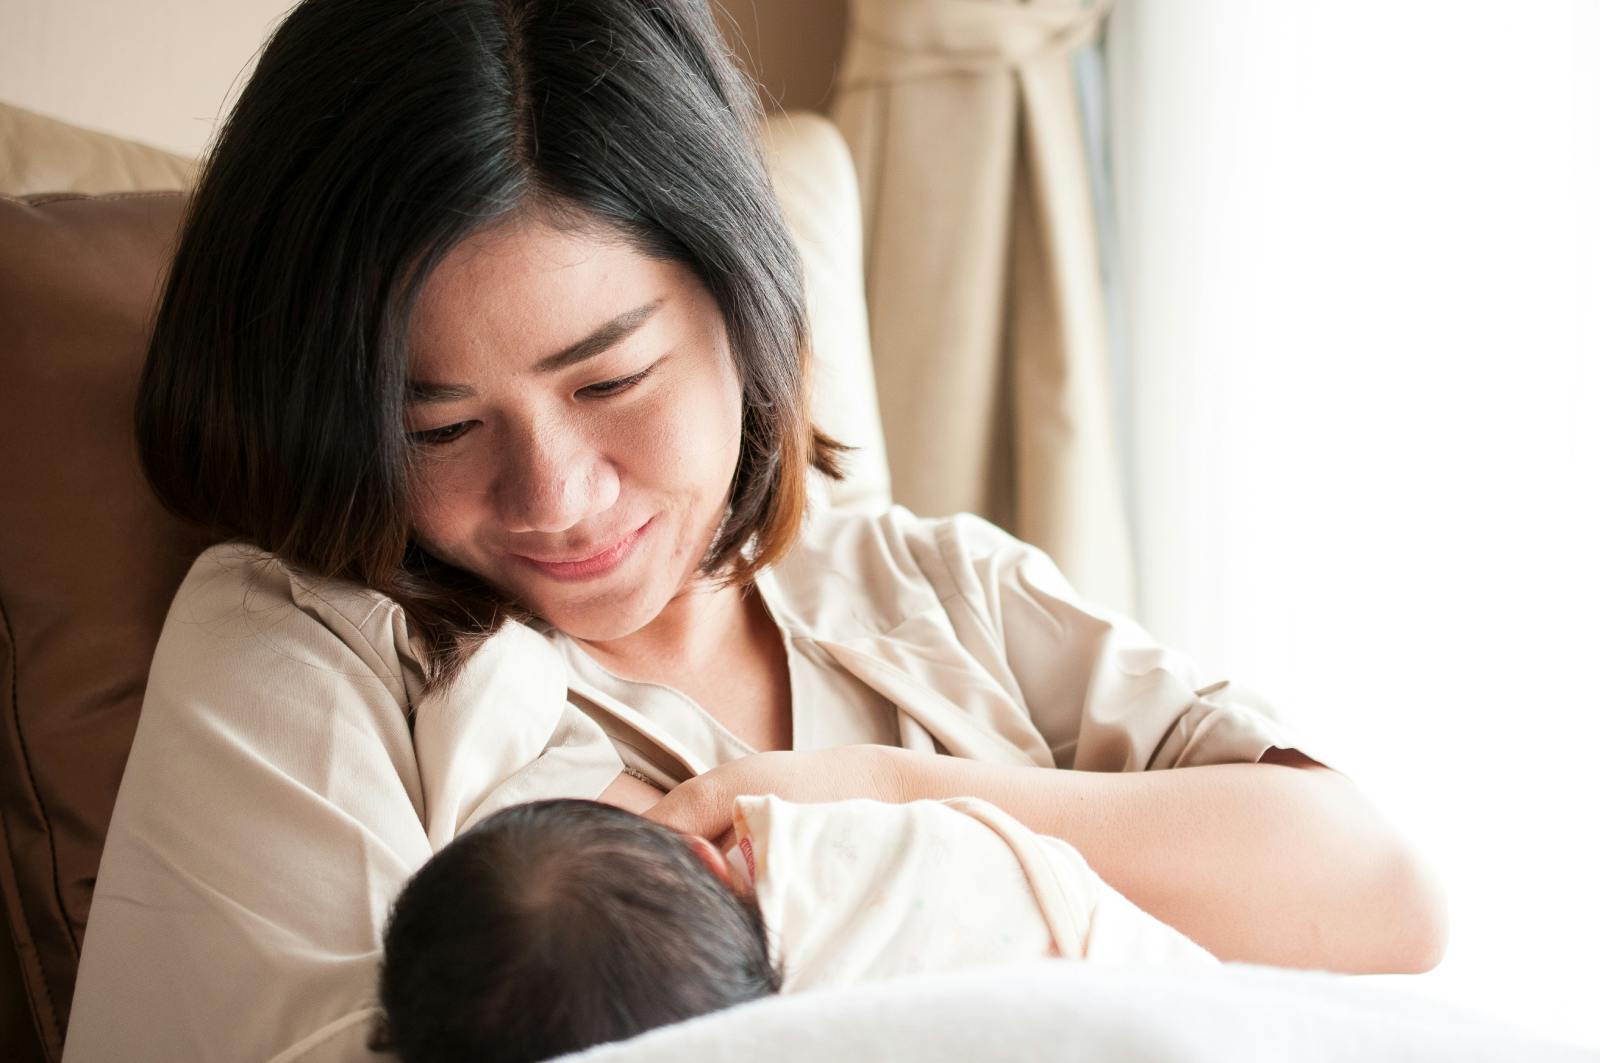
[372,799,780,1062]
[136,0,845,690]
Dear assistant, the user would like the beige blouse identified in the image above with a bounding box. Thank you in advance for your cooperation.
[64,506,1314,1062]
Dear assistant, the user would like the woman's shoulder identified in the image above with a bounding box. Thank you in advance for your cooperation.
[766,506,1036,634]
[177,541,408,636]
[159,541,423,707]
[786,505,1035,578]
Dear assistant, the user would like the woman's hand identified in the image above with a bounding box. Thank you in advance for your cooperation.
[642,745,906,845]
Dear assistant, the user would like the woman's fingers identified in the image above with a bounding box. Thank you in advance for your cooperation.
[643,746,905,841]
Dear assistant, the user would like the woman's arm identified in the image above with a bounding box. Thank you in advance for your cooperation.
[884,746,1448,974]
[917,515,1446,972]
[66,548,620,1061]
[644,745,1448,975]
[66,550,434,1062]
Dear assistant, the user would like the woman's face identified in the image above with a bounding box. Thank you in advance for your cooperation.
[405,212,744,642]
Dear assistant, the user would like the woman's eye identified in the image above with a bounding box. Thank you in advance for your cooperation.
[579,367,652,399]
[408,421,473,446]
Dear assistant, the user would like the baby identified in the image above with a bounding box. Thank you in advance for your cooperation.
[373,794,1215,1063]
[372,799,778,1063]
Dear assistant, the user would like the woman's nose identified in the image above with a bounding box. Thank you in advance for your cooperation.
[494,422,620,533]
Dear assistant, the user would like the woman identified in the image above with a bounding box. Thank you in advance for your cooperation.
[64,0,1446,1059]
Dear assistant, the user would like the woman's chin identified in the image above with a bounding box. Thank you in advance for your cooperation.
[522,580,667,644]
[540,608,645,644]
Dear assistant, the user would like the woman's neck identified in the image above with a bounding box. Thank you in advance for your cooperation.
[571,576,756,682]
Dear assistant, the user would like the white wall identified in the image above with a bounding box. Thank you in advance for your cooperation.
[0,0,296,157]
[0,0,841,159]
[1109,0,1599,1050]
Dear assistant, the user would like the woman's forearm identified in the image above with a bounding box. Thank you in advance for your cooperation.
[881,746,1448,974]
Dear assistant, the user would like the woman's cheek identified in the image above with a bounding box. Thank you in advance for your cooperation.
[407,455,484,552]
[621,384,710,481]
[637,362,742,479]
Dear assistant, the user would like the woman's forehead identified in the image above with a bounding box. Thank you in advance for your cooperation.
[408,215,687,375]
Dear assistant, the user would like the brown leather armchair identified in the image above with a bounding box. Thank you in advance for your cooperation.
[1,101,208,1063]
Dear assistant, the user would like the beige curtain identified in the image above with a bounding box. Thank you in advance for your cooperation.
[830,0,1135,615]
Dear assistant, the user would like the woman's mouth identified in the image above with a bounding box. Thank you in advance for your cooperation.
[510,518,653,582]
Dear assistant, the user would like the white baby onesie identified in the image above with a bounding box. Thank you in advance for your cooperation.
[728,795,1217,992]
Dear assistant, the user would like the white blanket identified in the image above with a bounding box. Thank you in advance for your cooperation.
[563,960,1595,1062]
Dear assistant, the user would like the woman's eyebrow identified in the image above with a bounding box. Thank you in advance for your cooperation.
[535,298,662,373]
[406,298,663,405]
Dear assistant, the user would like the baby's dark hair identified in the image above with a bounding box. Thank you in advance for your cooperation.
[373,799,780,1062]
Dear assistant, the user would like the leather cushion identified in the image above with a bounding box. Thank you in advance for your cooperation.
[0,190,211,1059]
[0,103,196,198]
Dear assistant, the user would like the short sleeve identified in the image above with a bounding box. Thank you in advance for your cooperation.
[411,618,623,850]
[62,546,617,1062]
[932,515,1325,773]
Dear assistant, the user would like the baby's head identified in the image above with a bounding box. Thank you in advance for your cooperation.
[374,798,780,1063]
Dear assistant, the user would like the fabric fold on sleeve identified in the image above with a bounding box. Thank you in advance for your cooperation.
[411,620,622,846]
[926,512,1334,773]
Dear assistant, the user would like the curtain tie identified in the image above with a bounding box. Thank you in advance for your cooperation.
[838,0,1111,88]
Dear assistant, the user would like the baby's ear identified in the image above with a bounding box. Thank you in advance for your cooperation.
[682,833,738,892]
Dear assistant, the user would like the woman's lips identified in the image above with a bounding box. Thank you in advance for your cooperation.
[511,518,652,582]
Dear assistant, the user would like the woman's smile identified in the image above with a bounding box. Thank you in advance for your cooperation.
[509,516,654,582]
